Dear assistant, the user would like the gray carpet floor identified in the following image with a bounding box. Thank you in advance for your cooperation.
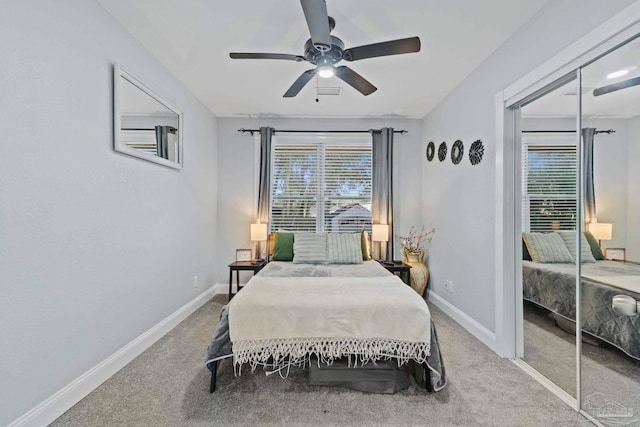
[51,295,589,426]
[523,301,640,425]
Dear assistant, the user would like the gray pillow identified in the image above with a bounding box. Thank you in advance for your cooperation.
[522,232,573,263]
[293,233,327,264]
[554,231,597,263]
[327,233,363,264]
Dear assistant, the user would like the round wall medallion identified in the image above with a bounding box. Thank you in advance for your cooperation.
[426,141,435,161]
[437,142,447,162]
[469,139,484,165]
[451,140,464,165]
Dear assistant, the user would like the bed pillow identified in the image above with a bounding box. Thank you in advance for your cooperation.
[327,233,364,264]
[272,231,294,261]
[359,230,372,261]
[584,230,606,260]
[293,233,327,264]
[522,232,573,263]
[554,231,596,263]
[523,237,532,261]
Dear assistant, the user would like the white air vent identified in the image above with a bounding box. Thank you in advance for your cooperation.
[317,87,342,96]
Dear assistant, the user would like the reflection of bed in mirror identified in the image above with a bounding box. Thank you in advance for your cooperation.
[522,260,640,360]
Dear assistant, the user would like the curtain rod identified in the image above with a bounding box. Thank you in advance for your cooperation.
[122,127,177,133]
[522,129,615,134]
[237,128,407,136]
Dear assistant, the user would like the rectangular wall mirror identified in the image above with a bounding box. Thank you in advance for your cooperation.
[113,64,183,169]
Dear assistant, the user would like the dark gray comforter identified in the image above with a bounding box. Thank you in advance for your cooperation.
[522,260,640,360]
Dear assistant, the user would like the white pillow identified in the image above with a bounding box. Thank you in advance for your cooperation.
[327,233,363,264]
[293,233,327,264]
[522,232,573,263]
[554,231,597,263]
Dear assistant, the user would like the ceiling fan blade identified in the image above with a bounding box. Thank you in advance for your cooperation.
[230,52,305,62]
[334,66,377,96]
[343,37,421,62]
[283,69,317,97]
[593,76,640,96]
[300,0,331,51]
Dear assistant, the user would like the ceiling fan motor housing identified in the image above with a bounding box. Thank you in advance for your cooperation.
[304,36,344,65]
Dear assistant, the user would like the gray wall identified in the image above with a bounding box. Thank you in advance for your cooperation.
[421,0,636,333]
[0,1,218,424]
[216,116,424,285]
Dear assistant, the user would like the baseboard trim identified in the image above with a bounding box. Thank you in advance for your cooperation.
[9,286,217,427]
[212,283,227,296]
[426,290,497,351]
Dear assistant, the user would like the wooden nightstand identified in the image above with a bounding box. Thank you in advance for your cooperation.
[228,260,266,300]
[381,261,411,286]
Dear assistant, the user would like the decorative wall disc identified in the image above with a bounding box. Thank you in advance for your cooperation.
[451,140,464,165]
[426,141,435,161]
[437,142,447,162]
[469,139,484,165]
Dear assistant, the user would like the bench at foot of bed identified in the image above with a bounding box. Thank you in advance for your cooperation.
[207,360,433,394]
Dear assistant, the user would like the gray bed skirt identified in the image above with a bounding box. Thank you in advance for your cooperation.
[206,305,446,393]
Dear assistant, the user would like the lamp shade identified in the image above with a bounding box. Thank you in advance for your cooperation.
[250,223,268,241]
[588,222,612,241]
[371,224,389,242]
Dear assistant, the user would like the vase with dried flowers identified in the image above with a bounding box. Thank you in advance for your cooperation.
[396,226,435,296]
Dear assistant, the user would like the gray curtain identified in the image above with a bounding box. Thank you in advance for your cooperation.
[372,128,394,260]
[257,127,274,225]
[582,127,596,224]
[154,125,169,159]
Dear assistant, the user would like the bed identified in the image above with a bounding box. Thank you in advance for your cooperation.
[522,260,640,360]
[205,260,446,393]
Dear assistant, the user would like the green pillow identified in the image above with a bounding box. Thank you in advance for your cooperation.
[350,230,372,261]
[523,237,532,261]
[584,231,605,260]
[272,232,294,261]
[361,230,371,261]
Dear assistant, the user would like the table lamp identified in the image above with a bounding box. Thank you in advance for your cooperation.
[372,224,389,261]
[251,223,268,261]
[588,222,612,247]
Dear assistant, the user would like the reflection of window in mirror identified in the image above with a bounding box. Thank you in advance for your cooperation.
[113,65,183,169]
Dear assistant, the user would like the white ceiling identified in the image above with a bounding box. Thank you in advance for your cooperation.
[97,0,548,118]
[522,35,640,119]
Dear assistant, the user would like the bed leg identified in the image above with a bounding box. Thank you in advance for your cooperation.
[209,361,218,393]
[423,363,434,392]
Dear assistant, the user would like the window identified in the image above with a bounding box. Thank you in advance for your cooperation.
[270,136,372,234]
[522,135,577,232]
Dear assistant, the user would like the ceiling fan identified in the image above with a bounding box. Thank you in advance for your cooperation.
[593,76,640,96]
[229,0,421,97]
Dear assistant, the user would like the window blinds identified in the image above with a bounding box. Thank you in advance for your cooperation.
[270,142,372,233]
[522,143,577,233]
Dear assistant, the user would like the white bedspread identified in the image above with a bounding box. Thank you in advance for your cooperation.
[228,274,431,369]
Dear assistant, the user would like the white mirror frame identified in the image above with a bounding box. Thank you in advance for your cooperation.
[113,64,183,169]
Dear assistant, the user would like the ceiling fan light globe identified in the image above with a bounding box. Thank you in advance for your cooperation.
[318,66,334,78]
[607,69,629,79]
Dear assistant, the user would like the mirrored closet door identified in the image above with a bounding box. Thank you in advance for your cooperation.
[517,34,640,424]
[519,78,579,399]
[579,36,640,425]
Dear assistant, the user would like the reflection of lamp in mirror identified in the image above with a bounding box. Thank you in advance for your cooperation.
[588,222,612,247]
[372,224,389,261]
[251,223,268,261]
